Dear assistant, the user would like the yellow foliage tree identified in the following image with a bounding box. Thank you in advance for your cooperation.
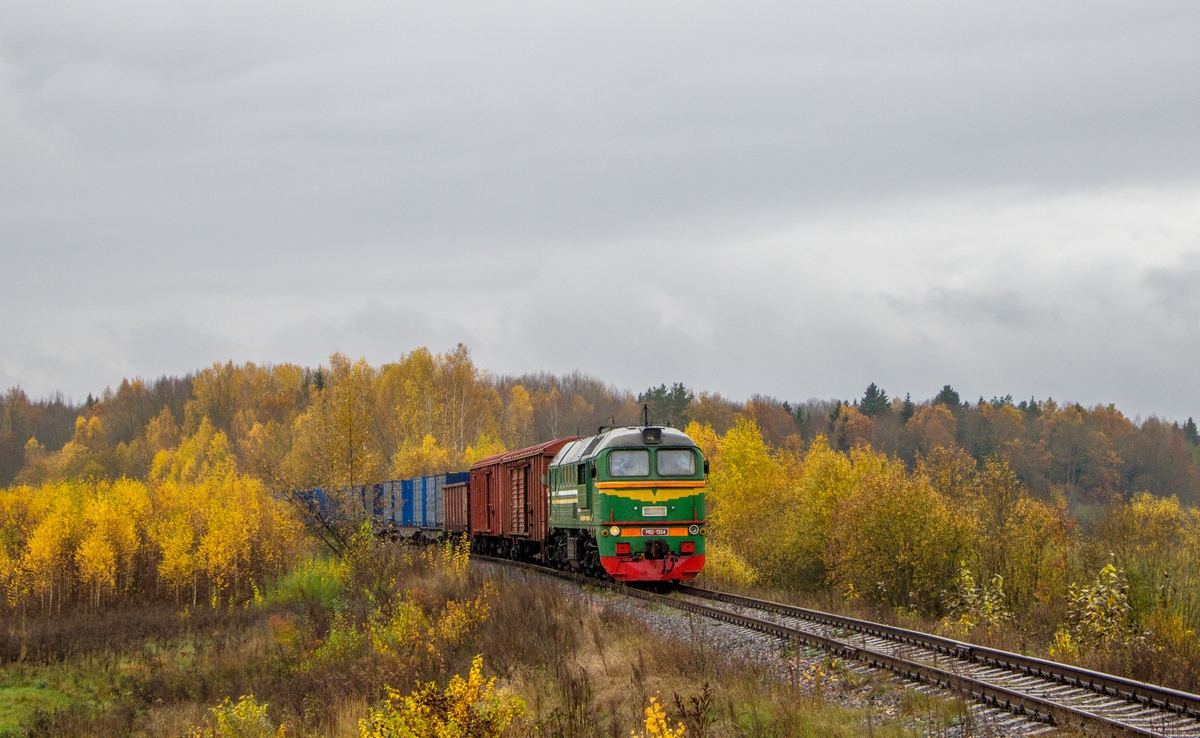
[151,509,199,606]
[503,385,534,448]
[17,484,82,613]
[703,416,787,582]
[702,418,858,590]
[75,479,147,608]
[462,434,506,466]
[392,435,456,479]
[825,451,972,611]
[907,404,959,455]
[1098,493,1200,622]
[285,355,386,491]
[0,420,304,614]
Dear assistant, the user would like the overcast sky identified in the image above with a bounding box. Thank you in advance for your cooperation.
[2,2,1199,419]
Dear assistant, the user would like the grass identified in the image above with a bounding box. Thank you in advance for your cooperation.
[0,657,143,738]
[0,681,73,737]
[0,544,1008,737]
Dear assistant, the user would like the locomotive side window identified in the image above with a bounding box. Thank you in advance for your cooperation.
[657,449,697,476]
[609,449,650,477]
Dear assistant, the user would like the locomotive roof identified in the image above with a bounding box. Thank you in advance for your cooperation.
[550,426,697,467]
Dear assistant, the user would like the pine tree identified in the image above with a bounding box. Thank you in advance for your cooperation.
[860,383,890,417]
[934,385,961,409]
[827,401,843,435]
[637,383,694,427]
[1185,417,1199,445]
[900,393,915,424]
[783,401,806,436]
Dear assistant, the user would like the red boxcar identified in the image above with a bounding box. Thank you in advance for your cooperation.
[443,481,470,533]
[469,438,575,558]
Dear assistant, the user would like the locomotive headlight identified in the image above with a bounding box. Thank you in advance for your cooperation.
[688,524,700,536]
[610,525,621,536]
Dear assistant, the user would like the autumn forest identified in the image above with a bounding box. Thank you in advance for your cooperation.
[3,345,1200,718]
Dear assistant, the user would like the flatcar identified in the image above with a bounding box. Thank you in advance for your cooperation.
[294,423,708,584]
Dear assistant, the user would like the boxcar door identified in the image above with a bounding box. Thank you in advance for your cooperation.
[510,465,528,535]
[486,471,495,533]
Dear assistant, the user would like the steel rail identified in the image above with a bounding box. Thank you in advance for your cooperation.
[679,585,1200,721]
[474,554,1200,737]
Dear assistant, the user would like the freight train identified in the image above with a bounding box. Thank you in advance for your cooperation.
[296,423,707,583]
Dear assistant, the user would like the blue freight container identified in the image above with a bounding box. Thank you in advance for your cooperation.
[415,478,427,527]
[379,481,391,526]
[383,481,399,527]
[423,475,438,528]
[293,475,477,532]
[295,487,333,521]
[368,484,384,520]
[400,479,415,526]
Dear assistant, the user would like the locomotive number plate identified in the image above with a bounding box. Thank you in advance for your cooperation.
[641,506,668,517]
[640,528,669,537]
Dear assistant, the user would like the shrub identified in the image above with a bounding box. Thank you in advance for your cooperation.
[941,565,1012,632]
[1052,564,1144,655]
[262,555,347,610]
[189,694,285,738]
[632,695,685,738]
[358,655,525,738]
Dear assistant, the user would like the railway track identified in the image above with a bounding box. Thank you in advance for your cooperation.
[475,554,1200,737]
[672,585,1200,737]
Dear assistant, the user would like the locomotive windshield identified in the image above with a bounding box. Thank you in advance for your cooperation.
[609,449,650,477]
[657,449,696,476]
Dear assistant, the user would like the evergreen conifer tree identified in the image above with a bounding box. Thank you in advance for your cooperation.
[934,385,961,409]
[827,401,844,435]
[900,393,915,423]
[860,383,890,417]
[637,383,693,427]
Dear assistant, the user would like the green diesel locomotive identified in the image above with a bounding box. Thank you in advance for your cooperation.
[542,425,707,582]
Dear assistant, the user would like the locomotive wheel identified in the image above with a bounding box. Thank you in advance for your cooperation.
[545,530,567,570]
[580,533,605,579]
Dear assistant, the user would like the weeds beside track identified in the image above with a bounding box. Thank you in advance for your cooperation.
[476,555,1200,737]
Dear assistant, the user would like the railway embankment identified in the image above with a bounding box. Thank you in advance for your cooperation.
[481,559,1066,737]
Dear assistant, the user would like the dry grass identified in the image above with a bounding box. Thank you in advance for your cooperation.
[0,545,972,737]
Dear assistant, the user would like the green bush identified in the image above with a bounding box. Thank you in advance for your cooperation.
[261,555,347,611]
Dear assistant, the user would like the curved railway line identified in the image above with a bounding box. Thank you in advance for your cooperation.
[477,554,1200,737]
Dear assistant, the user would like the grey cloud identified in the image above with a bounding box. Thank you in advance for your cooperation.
[1144,252,1200,322]
[126,321,242,379]
[6,3,1200,251]
[884,288,1052,329]
[2,1,1200,420]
